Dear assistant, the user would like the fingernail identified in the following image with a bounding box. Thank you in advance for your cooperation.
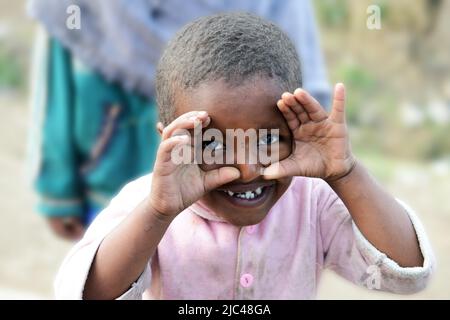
[198,111,207,116]
[263,166,277,177]
[203,116,211,126]
[176,135,190,142]
[294,88,303,95]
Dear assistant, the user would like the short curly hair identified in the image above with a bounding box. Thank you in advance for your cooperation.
[156,12,302,125]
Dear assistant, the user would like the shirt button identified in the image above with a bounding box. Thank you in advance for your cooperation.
[240,273,254,288]
[246,225,256,234]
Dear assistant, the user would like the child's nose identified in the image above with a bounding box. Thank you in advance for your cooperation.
[235,163,261,183]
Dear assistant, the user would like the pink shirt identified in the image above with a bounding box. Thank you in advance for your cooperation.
[55,174,434,299]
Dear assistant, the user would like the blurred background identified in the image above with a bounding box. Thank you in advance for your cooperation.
[0,0,449,299]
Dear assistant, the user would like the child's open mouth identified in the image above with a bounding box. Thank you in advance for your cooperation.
[216,182,275,208]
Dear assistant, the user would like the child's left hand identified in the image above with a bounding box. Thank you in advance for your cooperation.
[264,84,425,268]
[263,83,356,181]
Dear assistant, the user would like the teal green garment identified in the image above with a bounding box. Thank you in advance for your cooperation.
[34,38,159,219]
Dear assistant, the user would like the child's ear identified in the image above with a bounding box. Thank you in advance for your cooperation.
[156,122,164,136]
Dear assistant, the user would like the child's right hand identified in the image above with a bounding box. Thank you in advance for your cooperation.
[148,111,240,218]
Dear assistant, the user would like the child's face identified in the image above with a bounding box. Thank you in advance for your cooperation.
[174,77,294,226]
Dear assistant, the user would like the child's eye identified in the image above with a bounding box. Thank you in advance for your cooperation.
[202,140,224,151]
[258,133,280,146]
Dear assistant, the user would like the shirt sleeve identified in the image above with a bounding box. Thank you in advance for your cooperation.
[30,32,85,218]
[316,180,435,294]
[54,177,153,300]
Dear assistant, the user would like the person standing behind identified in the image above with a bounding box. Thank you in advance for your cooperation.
[27,0,330,240]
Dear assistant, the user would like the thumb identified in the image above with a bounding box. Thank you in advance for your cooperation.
[262,158,298,179]
[329,83,346,124]
[203,167,240,192]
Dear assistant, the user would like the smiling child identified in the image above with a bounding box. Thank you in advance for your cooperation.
[55,13,434,300]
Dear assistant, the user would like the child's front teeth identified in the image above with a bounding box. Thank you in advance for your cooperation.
[235,191,254,199]
[222,187,264,200]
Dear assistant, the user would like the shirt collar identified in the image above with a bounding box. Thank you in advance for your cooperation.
[188,200,227,223]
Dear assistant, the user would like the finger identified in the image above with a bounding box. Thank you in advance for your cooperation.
[48,220,67,239]
[281,92,310,124]
[329,83,346,124]
[64,218,85,240]
[203,167,240,192]
[162,111,210,140]
[276,99,300,131]
[70,223,85,240]
[157,135,191,164]
[156,122,164,134]
[55,223,78,241]
[293,88,328,122]
[59,229,75,241]
[262,157,299,180]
